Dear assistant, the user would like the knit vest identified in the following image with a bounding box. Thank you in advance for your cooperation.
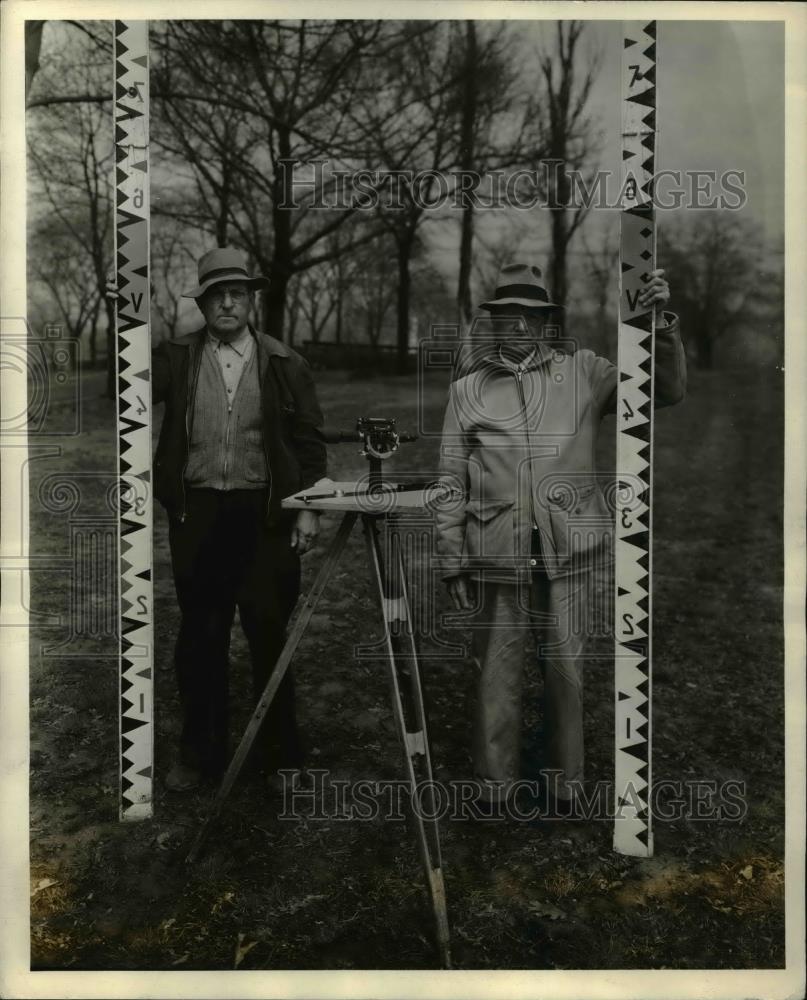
[184,341,268,490]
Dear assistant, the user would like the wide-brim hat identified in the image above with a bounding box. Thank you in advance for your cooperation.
[479,262,562,312]
[182,247,270,299]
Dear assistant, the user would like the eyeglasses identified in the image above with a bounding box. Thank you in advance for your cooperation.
[207,286,250,305]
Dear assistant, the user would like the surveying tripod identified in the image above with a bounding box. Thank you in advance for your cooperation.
[186,417,454,968]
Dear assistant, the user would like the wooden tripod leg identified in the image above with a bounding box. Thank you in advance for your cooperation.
[389,521,451,963]
[186,511,357,864]
[362,514,452,969]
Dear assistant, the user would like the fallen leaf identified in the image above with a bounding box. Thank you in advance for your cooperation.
[284,893,325,914]
[234,932,258,968]
[32,878,59,896]
[527,901,565,921]
[740,865,753,880]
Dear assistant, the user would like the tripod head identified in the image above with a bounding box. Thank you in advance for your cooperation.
[322,417,418,489]
[322,416,417,457]
[296,417,458,507]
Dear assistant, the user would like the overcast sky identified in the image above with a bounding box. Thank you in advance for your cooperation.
[28,16,786,302]
[32,16,784,242]
[421,18,785,285]
[453,18,784,257]
[589,19,784,239]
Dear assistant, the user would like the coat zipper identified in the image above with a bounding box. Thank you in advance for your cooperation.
[515,367,539,530]
[260,343,273,520]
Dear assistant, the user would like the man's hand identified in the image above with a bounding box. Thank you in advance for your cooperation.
[291,509,320,555]
[446,574,475,611]
[638,268,670,310]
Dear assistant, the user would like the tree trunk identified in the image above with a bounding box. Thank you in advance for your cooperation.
[335,287,343,345]
[88,301,100,367]
[265,126,294,342]
[25,21,45,98]
[106,302,116,397]
[458,202,476,327]
[695,324,714,369]
[310,305,321,344]
[285,299,298,347]
[456,21,478,328]
[395,234,413,375]
[549,162,570,309]
[216,168,230,245]
[264,267,290,341]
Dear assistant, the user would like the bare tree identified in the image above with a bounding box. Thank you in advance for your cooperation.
[346,22,471,370]
[27,25,116,391]
[455,21,479,327]
[454,21,544,327]
[293,266,337,344]
[150,225,198,342]
[26,18,604,375]
[29,220,102,348]
[347,237,399,346]
[534,21,603,309]
[150,20,402,341]
[284,272,304,347]
[662,212,775,369]
[580,222,618,355]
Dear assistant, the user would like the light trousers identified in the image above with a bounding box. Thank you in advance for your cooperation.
[471,566,608,801]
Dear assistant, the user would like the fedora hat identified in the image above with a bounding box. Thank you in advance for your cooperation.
[182,247,270,299]
[479,262,562,312]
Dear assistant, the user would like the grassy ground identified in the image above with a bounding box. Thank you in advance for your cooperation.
[28,361,784,970]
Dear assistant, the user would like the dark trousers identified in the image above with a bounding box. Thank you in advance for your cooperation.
[168,487,302,776]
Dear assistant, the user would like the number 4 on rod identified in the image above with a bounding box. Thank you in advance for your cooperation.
[614,20,658,858]
[113,21,154,821]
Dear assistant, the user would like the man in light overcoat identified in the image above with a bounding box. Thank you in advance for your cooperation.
[435,262,686,814]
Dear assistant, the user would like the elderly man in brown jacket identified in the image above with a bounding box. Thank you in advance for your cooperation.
[152,247,327,792]
[435,262,686,815]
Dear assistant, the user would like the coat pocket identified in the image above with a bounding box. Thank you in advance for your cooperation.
[546,482,612,569]
[241,426,269,483]
[463,498,516,564]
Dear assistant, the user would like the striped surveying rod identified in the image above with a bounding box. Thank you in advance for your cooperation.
[113,21,154,821]
[614,20,658,857]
